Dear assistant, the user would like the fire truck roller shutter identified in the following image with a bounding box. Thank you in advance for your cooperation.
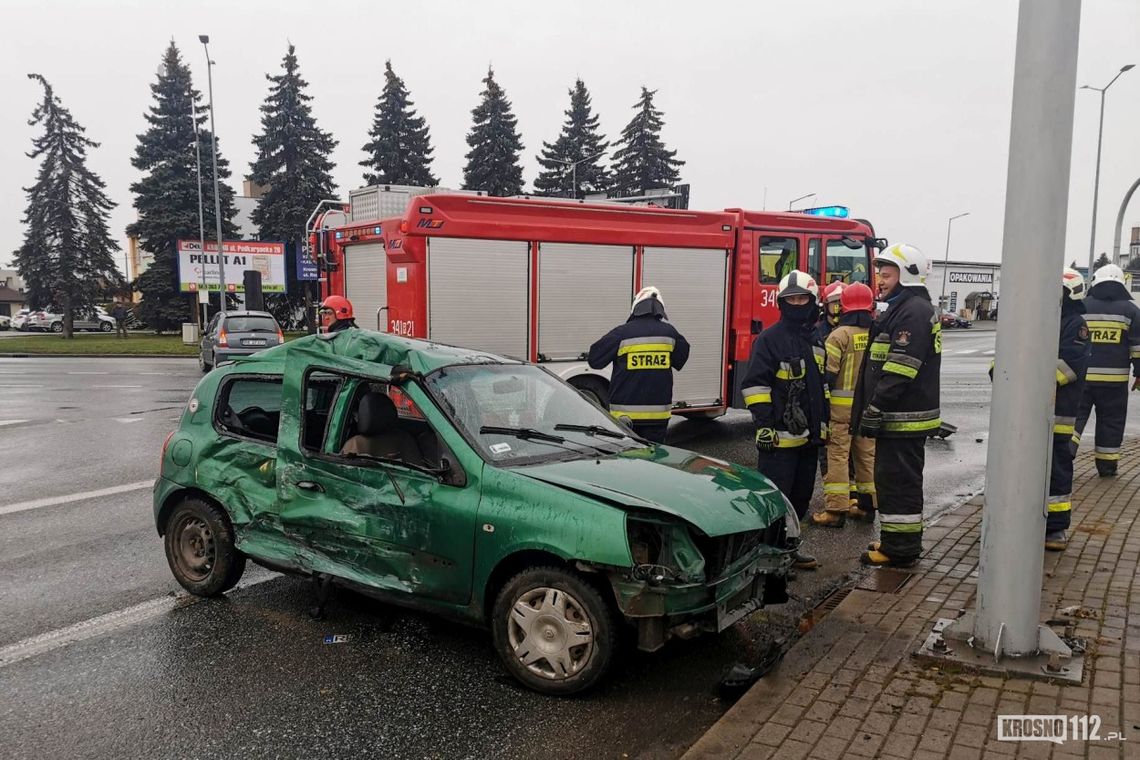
[641,247,729,408]
[343,242,388,331]
[539,243,634,361]
[427,237,529,358]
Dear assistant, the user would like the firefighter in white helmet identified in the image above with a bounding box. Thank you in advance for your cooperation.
[741,270,829,570]
[1072,263,1140,477]
[851,244,941,567]
[587,286,691,443]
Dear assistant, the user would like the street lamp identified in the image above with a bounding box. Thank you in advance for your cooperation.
[939,212,971,311]
[199,34,227,313]
[1080,63,1134,275]
[191,106,208,328]
[553,150,607,200]
[788,192,816,210]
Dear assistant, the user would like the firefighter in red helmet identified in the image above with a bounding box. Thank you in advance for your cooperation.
[320,295,357,333]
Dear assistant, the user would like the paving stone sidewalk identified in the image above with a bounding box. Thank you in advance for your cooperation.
[684,439,1140,760]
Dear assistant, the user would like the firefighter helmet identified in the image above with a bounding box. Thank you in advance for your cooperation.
[821,281,845,303]
[840,281,875,313]
[320,295,354,320]
[1089,263,1125,288]
[631,286,667,318]
[777,270,819,301]
[1062,268,1086,301]
[874,243,929,288]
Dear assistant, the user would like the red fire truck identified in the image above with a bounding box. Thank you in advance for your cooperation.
[315,193,883,418]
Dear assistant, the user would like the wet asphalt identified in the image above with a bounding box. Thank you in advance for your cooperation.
[2,334,1136,760]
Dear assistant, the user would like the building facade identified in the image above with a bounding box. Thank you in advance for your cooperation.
[927,260,1001,319]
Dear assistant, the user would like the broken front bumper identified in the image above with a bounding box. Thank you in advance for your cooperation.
[609,545,793,652]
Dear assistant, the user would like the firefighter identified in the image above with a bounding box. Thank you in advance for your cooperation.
[587,286,690,443]
[812,281,876,527]
[815,281,845,344]
[1044,268,1092,550]
[852,244,941,568]
[320,295,357,333]
[742,270,828,570]
[1073,264,1140,477]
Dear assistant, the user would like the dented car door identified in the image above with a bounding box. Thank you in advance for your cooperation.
[274,355,479,604]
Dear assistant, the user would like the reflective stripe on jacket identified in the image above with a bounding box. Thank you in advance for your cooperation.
[588,314,691,415]
[742,317,829,446]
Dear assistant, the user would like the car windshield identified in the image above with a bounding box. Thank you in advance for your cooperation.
[425,364,639,464]
[225,316,278,333]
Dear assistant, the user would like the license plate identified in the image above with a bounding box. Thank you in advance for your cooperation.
[243,339,267,347]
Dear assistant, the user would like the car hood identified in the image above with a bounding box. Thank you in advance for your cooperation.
[517,445,788,537]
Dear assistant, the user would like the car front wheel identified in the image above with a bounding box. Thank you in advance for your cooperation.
[163,497,245,596]
[50,321,63,333]
[491,566,615,695]
[100,321,113,332]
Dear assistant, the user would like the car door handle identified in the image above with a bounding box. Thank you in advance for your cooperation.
[296,480,325,493]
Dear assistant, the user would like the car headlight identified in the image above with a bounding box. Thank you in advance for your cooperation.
[626,516,706,584]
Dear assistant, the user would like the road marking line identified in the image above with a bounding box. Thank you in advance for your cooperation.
[68,371,109,375]
[113,418,143,424]
[91,385,143,389]
[0,481,152,517]
[0,573,278,668]
[0,419,29,427]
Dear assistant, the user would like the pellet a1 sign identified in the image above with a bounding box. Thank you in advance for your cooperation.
[177,240,286,293]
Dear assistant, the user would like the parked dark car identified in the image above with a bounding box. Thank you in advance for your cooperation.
[940,310,973,329]
[199,310,283,372]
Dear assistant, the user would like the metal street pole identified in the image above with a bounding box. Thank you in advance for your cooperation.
[192,106,208,329]
[200,35,227,314]
[557,150,606,200]
[938,212,970,310]
[976,0,1081,657]
[788,192,815,210]
[1112,175,1140,266]
[1080,64,1134,274]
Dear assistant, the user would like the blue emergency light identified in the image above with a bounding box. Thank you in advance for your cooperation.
[801,205,850,218]
[373,226,382,235]
[335,231,344,239]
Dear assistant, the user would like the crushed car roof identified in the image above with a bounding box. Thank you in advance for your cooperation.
[232,329,518,375]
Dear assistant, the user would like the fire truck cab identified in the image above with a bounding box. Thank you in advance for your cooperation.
[318,193,881,418]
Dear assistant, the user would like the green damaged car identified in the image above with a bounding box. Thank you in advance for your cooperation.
[154,330,797,694]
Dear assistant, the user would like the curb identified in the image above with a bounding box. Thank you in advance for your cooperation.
[682,489,983,760]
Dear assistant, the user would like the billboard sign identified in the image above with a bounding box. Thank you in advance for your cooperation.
[296,241,320,281]
[178,240,286,293]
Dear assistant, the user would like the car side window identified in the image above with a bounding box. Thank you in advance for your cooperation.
[301,371,346,452]
[758,236,799,284]
[215,375,283,444]
[312,372,450,474]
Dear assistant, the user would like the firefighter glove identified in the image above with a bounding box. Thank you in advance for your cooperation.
[860,406,882,439]
[755,428,779,452]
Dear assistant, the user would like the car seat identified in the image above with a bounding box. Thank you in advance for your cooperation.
[340,392,424,465]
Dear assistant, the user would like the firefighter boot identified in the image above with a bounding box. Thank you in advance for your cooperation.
[809,509,847,528]
[849,493,876,523]
[1044,531,1068,552]
[860,543,917,568]
[792,551,818,570]
[1095,459,1117,478]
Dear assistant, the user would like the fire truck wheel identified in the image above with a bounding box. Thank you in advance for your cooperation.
[570,377,609,409]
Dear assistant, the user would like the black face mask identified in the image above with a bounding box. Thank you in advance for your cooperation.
[779,301,818,324]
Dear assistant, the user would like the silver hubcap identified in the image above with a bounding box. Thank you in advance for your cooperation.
[507,587,594,680]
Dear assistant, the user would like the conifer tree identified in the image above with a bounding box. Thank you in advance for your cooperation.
[462,67,524,197]
[533,79,610,198]
[1093,253,1111,271]
[14,74,122,338]
[610,87,684,197]
[250,44,337,327]
[361,61,437,187]
[129,41,237,331]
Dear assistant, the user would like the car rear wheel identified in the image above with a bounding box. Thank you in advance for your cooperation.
[491,566,615,695]
[50,321,63,333]
[199,354,212,373]
[100,321,113,332]
[163,497,245,597]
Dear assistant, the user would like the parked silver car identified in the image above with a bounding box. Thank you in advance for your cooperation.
[29,307,115,333]
[199,310,284,372]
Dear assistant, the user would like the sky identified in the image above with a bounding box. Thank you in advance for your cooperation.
[2,0,1138,274]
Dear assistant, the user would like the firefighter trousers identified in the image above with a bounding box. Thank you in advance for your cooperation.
[631,420,669,444]
[1074,382,1129,472]
[874,436,924,562]
[1048,432,1074,534]
[756,446,818,523]
[823,413,875,512]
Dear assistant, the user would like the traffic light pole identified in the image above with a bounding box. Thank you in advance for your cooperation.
[919,0,1084,681]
